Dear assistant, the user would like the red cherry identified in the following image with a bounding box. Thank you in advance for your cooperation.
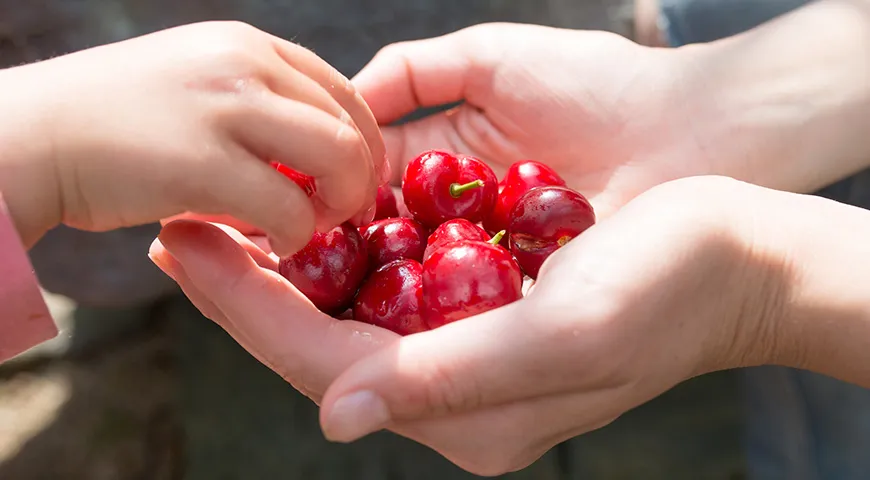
[278,223,368,315]
[353,260,427,336]
[423,218,490,262]
[373,185,400,220]
[509,186,596,279]
[402,150,498,228]
[270,161,316,197]
[483,160,566,237]
[422,231,523,329]
[359,217,428,270]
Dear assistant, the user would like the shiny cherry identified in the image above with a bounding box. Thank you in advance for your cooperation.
[270,161,316,197]
[422,231,523,329]
[423,218,490,262]
[402,150,498,228]
[353,260,427,336]
[359,217,428,270]
[373,184,400,220]
[278,223,368,315]
[483,160,566,238]
[509,186,596,279]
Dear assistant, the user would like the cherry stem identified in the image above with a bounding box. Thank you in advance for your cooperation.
[449,180,484,198]
[489,230,506,245]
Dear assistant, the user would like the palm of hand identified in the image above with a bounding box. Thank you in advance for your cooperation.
[355,23,705,216]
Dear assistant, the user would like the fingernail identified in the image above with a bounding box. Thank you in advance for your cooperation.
[380,154,392,184]
[148,253,177,282]
[350,203,376,227]
[315,215,340,234]
[268,236,298,259]
[324,390,390,443]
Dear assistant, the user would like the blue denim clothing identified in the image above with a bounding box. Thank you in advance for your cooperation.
[660,1,870,479]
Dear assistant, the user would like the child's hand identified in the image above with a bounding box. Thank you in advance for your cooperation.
[0,21,386,256]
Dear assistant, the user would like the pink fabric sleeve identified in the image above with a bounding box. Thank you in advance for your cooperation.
[0,192,57,362]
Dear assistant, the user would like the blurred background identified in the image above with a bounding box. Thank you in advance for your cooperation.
[0,0,746,478]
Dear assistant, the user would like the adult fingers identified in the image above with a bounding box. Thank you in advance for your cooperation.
[160,215,276,254]
[148,236,285,380]
[351,25,502,125]
[161,213,262,236]
[389,388,623,477]
[157,220,398,396]
[317,295,620,443]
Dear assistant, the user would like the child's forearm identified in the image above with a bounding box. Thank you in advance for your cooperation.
[0,65,67,360]
[0,64,62,247]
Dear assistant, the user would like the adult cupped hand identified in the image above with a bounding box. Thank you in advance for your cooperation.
[355,22,706,216]
[150,176,792,476]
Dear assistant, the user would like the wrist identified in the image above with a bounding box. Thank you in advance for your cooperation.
[662,0,870,193]
[0,64,63,247]
[761,191,870,386]
[666,179,794,374]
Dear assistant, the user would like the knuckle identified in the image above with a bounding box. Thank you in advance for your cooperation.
[333,122,366,157]
[419,360,482,416]
[327,67,358,99]
[331,125,372,186]
[453,451,518,477]
[374,41,409,61]
[178,24,271,91]
[191,20,261,40]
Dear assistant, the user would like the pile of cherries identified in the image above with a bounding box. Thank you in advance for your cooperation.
[272,150,596,336]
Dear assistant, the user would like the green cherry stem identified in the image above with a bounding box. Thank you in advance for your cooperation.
[489,230,506,246]
[449,180,484,198]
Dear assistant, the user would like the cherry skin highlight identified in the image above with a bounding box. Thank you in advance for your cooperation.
[373,185,400,220]
[278,223,368,315]
[359,217,428,270]
[509,186,596,279]
[353,259,427,336]
[422,231,523,329]
[423,218,490,262]
[270,161,316,197]
[402,150,498,228]
[483,160,566,239]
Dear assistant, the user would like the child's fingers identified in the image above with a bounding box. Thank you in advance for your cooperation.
[265,65,351,122]
[228,94,375,234]
[271,38,389,185]
[264,59,384,227]
[182,149,316,257]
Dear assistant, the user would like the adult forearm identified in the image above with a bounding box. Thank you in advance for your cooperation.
[673,0,870,193]
[754,189,870,388]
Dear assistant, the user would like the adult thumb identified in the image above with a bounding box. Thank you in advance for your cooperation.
[318,298,570,443]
